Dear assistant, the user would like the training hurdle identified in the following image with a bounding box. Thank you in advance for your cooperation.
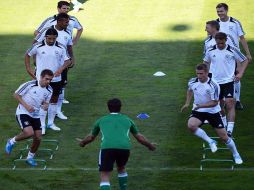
[12,139,59,170]
[200,137,234,171]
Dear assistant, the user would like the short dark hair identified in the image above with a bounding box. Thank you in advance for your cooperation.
[45,28,58,37]
[107,98,122,113]
[215,32,227,40]
[206,20,220,31]
[56,13,69,21]
[40,69,54,77]
[57,1,70,8]
[196,63,208,73]
[216,3,228,11]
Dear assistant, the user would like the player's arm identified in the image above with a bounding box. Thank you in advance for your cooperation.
[72,28,83,45]
[54,59,71,77]
[239,35,252,63]
[14,93,34,113]
[181,89,193,112]
[79,134,97,147]
[132,133,156,151]
[25,53,36,79]
[235,58,249,81]
[67,45,75,67]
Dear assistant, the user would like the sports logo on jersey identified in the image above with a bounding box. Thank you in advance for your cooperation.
[229,26,234,31]
[64,36,68,40]
[212,54,216,58]
[194,88,197,91]
[42,51,46,54]
[33,91,37,94]
[24,121,29,125]
[44,93,48,98]
[206,89,210,94]
[55,51,59,56]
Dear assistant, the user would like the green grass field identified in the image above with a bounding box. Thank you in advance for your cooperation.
[0,0,254,189]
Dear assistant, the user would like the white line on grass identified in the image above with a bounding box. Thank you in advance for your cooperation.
[1,167,254,171]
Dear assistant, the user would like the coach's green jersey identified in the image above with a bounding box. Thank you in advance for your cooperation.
[91,113,139,149]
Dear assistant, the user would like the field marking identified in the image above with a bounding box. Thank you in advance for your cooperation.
[1,167,254,171]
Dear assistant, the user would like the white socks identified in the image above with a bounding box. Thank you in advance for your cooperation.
[194,128,213,144]
[227,122,235,134]
[27,151,35,159]
[57,89,64,113]
[226,138,239,156]
[48,104,57,125]
[234,81,241,102]
[10,137,16,145]
[39,109,47,127]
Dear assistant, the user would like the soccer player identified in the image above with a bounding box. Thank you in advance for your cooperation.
[35,13,74,120]
[34,1,83,45]
[70,0,83,12]
[25,28,71,133]
[203,32,249,136]
[204,20,236,54]
[181,64,243,164]
[216,3,252,110]
[5,69,53,166]
[78,98,156,190]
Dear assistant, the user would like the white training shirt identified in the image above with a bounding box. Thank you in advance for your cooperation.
[188,77,221,113]
[203,34,237,55]
[35,25,73,48]
[27,40,70,82]
[216,17,245,48]
[36,15,83,36]
[203,44,247,84]
[15,80,52,118]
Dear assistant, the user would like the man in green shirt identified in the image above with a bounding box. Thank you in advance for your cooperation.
[79,98,156,190]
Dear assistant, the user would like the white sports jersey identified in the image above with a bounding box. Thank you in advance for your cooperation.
[35,25,73,48]
[203,34,237,55]
[27,40,70,82]
[203,45,247,84]
[188,77,221,113]
[216,17,245,48]
[36,15,83,36]
[15,80,52,118]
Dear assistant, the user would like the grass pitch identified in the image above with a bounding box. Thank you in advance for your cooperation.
[0,0,254,189]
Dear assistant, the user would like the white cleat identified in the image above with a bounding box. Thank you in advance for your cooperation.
[209,140,218,153]
[63,99,70,104]
[41,126,46,135]
[56,111,68,120]
[47,123,61,131]
[73,2,82,12]
[233,154,243,164]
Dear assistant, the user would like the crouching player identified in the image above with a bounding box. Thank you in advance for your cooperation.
[181,64,243,164]
[5,69,53,166]
[78,98,156,190]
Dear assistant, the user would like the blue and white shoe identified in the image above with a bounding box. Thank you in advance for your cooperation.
[233,154,243,164]
[26,158,38,167]
[209,140,218,153]
[5,139,14,155]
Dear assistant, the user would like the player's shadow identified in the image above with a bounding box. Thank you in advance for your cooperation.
[168,24,192,32]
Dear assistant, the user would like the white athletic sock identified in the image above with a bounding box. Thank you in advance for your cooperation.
[221,116,227,128]
[194,128,213,144]
[48,104,57,125]
[234,81,241,102]
[39,108,47,127]
[57,89,64,113]
[10,137,17,145]
[27,151,35,159]
[227,122,235,133]
[100,182,110,186]
[226,138,239,156]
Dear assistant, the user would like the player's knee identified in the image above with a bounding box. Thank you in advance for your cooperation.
[187,123,197,132]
